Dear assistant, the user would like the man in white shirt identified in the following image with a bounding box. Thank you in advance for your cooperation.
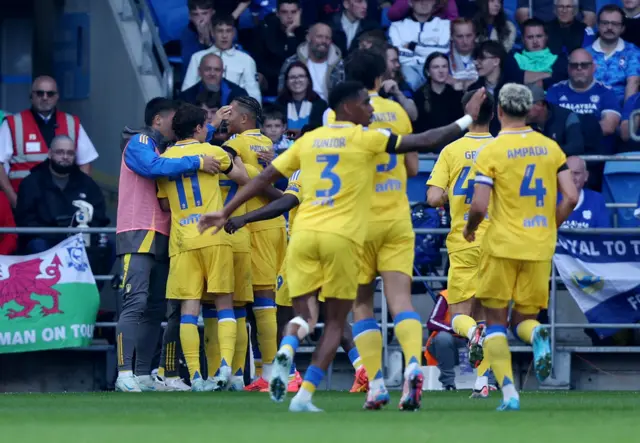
[0,76,98,208]
[182,14,261,102]
[389,0,451,90]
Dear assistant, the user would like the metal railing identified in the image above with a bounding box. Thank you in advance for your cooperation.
[118,0,174,97]
[2,155,639,382]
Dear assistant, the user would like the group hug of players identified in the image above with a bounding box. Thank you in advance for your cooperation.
[140,47,580,413]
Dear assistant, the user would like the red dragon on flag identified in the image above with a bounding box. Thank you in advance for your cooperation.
[0,255,63,319]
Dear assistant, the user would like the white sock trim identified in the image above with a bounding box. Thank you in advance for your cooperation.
[290,316,310,339]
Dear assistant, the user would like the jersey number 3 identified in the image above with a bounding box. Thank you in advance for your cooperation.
[316,154,341,197]
[519,164,547,207]
[170,171,202,209]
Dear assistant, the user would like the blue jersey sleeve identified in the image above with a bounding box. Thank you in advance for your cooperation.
[601,88,622,114]
[206,123,217,143]
[594,193,612,228]
[546,85,560,105]
[622,93,640,121]
[124,134,201,179]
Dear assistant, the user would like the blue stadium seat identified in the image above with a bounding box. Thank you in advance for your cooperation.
[407,159,435,203]
[602,152,640,227]
[147,0,189,43]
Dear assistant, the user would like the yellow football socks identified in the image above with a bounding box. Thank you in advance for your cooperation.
[394,312,423,367]
[253,298,278,367]
[516,319,540,345]
[353,319,383,384]
[203,309,220,378]
[452,314,478,340]
[216,309,237,370]
[484,325,514,388]
[180,314,201,380]
[232,307,249,376]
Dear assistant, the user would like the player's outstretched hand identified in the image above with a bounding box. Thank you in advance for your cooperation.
[201,156,221,174]
[464,87,486,121]
[224,216,247,234]
[462,225,476,243]
[212,105,232,129]
[198,211,227,234]
[257,149,275,165]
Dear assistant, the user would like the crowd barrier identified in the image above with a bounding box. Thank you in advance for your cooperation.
[1,155,639,386]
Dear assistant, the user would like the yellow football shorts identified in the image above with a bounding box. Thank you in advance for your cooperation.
[359,218,415,284]
[287,230,361,301]
[447,247,481,305]
[275,252,291,307]
[168,245,234,300]
[475,252,552,314]
[250,227,287,290]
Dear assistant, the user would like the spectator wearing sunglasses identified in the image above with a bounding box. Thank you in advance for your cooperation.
[0,76,98,209]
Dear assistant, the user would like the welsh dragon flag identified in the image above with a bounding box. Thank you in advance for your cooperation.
[0,234,100,353]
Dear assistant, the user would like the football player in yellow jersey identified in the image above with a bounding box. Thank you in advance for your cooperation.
[201,155,263,391]
[427,90,495,398]
[464,84,578,411]
[221,96,286,391]
[224,170,368,394]
[329,49,429,411]
[157,104,251,391]
[198,82,487,411]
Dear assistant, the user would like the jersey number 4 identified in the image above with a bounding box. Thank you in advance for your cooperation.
[316,154,341,197]
[453,166,474,204]
[170,171,202,209]
[519,164,547,207]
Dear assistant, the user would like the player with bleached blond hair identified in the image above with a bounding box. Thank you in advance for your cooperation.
[463,83,578,411]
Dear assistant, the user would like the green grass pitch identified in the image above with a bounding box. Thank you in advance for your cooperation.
[1,391,638,443]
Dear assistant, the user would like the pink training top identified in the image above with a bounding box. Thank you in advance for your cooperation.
[116,142,170,236]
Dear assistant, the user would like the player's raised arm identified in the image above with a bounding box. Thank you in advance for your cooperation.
[394,88,486,154]
[556,160,579,228]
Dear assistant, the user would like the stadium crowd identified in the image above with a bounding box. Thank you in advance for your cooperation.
[1,0,640,409]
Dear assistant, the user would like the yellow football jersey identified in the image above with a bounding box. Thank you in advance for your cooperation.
[473,127,567,261]
[271,122,402,246]
[224,130,284,230]
[325,92,413,221]
[157,139,233,256]
[427,132,494,253]
[284,169,302,234]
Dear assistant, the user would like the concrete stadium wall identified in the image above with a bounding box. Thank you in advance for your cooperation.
[58,0,151,206]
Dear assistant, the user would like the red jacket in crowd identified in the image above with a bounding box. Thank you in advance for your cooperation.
[0,192,17,255]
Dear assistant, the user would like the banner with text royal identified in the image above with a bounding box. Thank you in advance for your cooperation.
[555,233,640,338]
